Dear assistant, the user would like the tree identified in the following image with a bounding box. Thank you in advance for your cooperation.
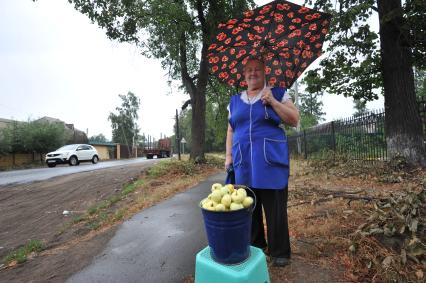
[89,133,108,143]
[0,120,69,161]
[304,0,426,165]
[414,68,426,100]
[67,0,255,162]
[353,99,368,117]
[108,92,140,156]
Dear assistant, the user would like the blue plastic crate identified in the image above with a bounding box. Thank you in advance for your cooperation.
[195,246,270,283]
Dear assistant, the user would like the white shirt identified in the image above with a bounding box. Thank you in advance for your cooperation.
[228,90,292,118]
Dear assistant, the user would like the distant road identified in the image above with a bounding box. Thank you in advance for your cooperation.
[0,158,162,186]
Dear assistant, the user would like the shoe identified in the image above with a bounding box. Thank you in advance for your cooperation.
[271,257,290,267]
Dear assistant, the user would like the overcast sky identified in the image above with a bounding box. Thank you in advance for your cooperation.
[0,0,383,141]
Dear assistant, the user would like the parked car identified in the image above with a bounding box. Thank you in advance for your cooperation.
[45,144,99,167]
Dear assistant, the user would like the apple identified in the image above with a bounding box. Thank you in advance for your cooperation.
[230,203,244,211]
[221,194,232,208]
[200,198,209,206]
[215,203,226,211]
[225,184,235,193]
[202,200,216,211]
[237,188,247,198]
[210,190,222,203]
[220,186,230,196]
[231,189,245,203]
[211,183,222,192]
[242,196,254,208]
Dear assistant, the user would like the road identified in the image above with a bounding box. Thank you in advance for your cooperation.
[0,157,161,186]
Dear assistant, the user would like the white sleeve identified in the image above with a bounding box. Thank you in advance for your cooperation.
[281,91,292,103]
[227,104,231,118]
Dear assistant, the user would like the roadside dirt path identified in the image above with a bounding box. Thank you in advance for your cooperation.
[0,162,157,282]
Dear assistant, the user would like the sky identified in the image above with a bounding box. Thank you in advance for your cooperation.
[0,0,383,141]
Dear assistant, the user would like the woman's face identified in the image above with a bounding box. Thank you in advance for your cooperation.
[244,59,265,90]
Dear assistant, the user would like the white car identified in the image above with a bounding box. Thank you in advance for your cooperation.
[45,144,99,167]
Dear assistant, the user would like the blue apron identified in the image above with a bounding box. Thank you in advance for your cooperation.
[229,87,289,190]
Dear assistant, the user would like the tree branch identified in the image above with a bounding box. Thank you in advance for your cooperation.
[179,32,196,99]
[196,0,209,36]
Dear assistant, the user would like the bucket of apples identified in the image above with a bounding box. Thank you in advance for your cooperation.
[199,183,256,265]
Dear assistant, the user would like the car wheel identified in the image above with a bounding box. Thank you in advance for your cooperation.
[69,156,78,166]
[47,163,56,168]
[92,155,99,164]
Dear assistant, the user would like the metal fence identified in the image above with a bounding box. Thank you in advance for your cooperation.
[288,100,426,161]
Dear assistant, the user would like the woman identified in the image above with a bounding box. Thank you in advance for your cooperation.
[225,58,299,267]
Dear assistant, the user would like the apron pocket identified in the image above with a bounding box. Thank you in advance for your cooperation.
[232,142,243,167]
[264,138,288,166]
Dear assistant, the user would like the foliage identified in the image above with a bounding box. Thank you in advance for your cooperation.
[0,120,69,155]
[108,91,140,145]
[415,68,426,100]
[302,0,426,165]
[303,0,383,100]
[350,187,426,281]
[89,133,108,143]
[175,81,230,153]
[303,0,425,100]
[147,159,199,177]
[66,0,255,161]
[353,99,368,117]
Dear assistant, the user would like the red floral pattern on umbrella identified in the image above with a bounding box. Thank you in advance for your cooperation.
[207,0,332,88]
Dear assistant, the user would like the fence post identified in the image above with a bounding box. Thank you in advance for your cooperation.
[331,121,336,160]
[303,130,307,159]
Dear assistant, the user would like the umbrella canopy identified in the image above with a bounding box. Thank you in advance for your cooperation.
[207,0,332,88]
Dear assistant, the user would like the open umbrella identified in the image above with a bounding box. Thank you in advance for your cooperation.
[207,0,332,88]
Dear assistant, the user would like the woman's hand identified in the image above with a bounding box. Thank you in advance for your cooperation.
[225,154,233,170]
[261,87,278,106]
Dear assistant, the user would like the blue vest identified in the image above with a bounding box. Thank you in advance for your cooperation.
[229,87,290,190]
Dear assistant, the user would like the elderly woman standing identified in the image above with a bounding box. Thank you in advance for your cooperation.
[225,58,299,267]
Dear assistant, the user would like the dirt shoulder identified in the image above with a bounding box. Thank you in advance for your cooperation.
[0,158,221,283]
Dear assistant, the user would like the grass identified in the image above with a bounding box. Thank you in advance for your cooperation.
[3,240,44,265]
[58,156,223,234]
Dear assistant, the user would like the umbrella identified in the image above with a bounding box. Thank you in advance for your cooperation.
[207,0,332,88]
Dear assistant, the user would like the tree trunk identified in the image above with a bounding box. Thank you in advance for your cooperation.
[190,90,206,162]
[377,0,425,166]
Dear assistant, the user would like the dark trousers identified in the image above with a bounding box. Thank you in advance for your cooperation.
[249,187,291,258]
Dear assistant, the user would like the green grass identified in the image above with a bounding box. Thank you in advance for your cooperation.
[122,179,144,196]
[3,239,43,264]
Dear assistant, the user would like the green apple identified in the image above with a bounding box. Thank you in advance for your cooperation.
[220,186,230,196]
[230,203,244,211]
[210,190,222,203]
[237,188,247,198]
[202,200,215,211]
[221,194,232,208]
[242,196,254,208]
[211,183,222,192]
[225,184,235,193]
[231,190,245,203]
[215,203,226,211]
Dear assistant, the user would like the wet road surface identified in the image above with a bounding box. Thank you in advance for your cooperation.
[0,158,159,186]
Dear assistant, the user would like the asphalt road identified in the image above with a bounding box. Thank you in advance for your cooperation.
[66,173,224,283]
[0,158,161,186]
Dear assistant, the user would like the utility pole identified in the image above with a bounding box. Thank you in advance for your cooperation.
[175,109,181,160]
